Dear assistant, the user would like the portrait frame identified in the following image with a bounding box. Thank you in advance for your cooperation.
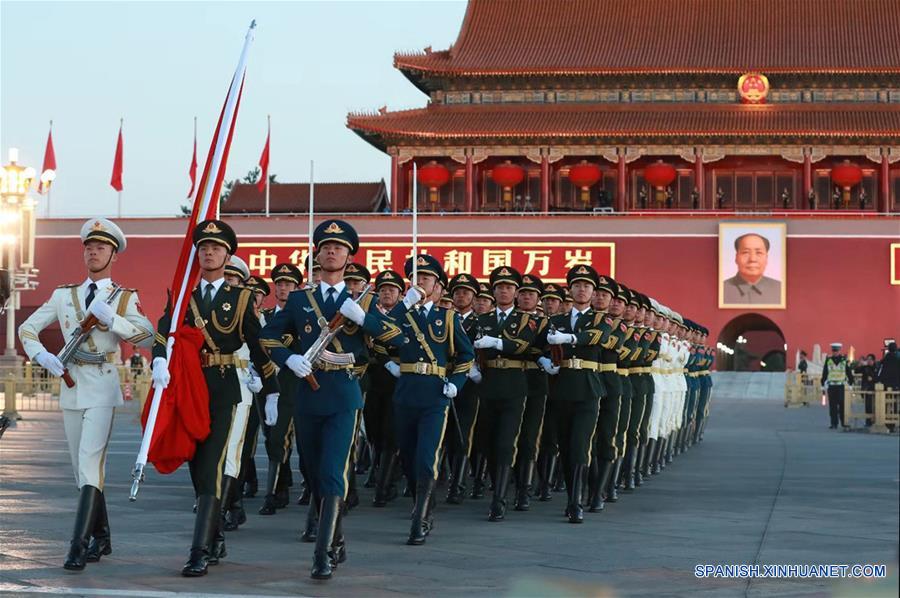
[718,222,787,309]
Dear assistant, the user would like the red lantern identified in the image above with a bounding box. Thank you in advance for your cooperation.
[643,160,677,205]
[416,161,451,206]
[830,160,863,208]
[491,160,525,205]
[568,160,602,206]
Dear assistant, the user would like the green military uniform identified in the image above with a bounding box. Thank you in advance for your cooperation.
[472,266,538,521]
[608,284,640,502]
[469,281,496,499]
[632,293,660,487]
[535,283,566,501]
[153,220,278,577]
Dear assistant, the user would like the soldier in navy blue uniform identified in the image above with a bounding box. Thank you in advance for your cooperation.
[444,273,482,505]
[694,327,713,442]
[392,255,475,544]
[260,219,411,581]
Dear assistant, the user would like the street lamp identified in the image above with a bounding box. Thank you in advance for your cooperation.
[0,148,40,421]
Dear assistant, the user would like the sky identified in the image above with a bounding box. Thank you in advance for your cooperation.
[0,0,467,217]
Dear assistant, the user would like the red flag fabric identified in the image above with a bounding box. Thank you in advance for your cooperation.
[141,326,210,474]
[38,130,57,194]
[187,128,197,198]
[110,124,124,192]
[256,129,269,193]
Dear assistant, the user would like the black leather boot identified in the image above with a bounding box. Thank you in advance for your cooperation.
[364,447,380,489]
[298,481,311,506]
[345,469,359,511]
[488,466,510,521]
[566,465,586,523]
[63,485,101,571]
[373,453,398,507]
[605,459,622,503]
[408,477,436,545]
[633,444,645,488]
[446,454,468,505]
[274,464,291,508]
[622,447,637,492]
[242,460,258,498]
[642,439,656,478]
[310,496,340,580]
[654,437,666,473]
[591,460,613,513]
[182,494,219,577]
[470,455,487,499]
[514,460,534,511]
[85,490,111,563]
[665,432,675,464]
[331,507,346,565]
[259,462,280,515]
[300,492,320,542]
[223,474,246,531]
[536,453,553,501]
[219,475,236,531]
[587,461,602,512]
[209,521,226,565]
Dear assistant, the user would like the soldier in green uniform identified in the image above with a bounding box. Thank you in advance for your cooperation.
[151,220,279,577]
[444,273,482,504]
[535,282,566,501]
[620,291,653,491]
[367,269,404,507]
[472,266,538,521]
[607,284,640,502]
[469,281,494,498]
[630,293,660,489]
[392,255,475,544]
[513,274,551,511]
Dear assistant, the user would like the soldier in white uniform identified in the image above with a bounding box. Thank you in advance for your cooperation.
[18,218,153,571]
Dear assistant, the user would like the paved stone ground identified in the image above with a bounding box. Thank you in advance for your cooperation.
[1,399,897,598]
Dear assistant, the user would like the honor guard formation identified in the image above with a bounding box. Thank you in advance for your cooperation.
[20,217,715,581]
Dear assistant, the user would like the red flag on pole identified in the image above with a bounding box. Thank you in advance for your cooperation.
[110,122,124,192]
[256,127,270,193]
[38,126,57,194]
[187,117,198,198]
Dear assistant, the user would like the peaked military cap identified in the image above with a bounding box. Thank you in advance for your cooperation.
[81,218,127,253]
[404,254,445,282]
[566,264,599,287]
[490,265,522,288]
[541,282,565,302]
[193,219,237,253]
[520,274,545,295]
[449,273,480,295]
[615,282,630,303]
[225,255,250,281]
[245,275,271,296]
[314,219,359,254]
[477,282,495,303]
[271,262,303,286]
[344,262,371,284]
[375,269,404,291]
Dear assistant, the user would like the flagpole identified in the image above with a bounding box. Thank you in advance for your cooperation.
[265,115,271,217]
[412,160,418,280]
[46,120,53,218]
[308,159,314,280]
[118,117,123,217]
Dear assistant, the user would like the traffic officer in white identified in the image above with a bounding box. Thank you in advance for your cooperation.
[18,218,153,571]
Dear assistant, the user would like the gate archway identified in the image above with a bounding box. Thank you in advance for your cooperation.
[716,313,786,372]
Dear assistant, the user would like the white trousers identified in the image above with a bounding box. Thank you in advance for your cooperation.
[224,372,253,479]
[62,406,115,490]
[647,378,666,440]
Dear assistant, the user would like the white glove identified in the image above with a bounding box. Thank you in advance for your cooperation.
[474,336,503,351]
[247,374,263,393]
[264,394,279,426]
[547,331,577,345]
[443,382,458,399]
[339,298,366,326]
[34,351,65,377]
[402,286,423,309]
[151,357,170,389]
[537,356,560,375]
[384,361,401,378]
[286,354,313,378]
[468,363,482,383]
[88,298,115,327]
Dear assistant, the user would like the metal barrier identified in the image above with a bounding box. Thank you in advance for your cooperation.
[0,364,151,418]
[784,371,821,407]
[843,383,899,434]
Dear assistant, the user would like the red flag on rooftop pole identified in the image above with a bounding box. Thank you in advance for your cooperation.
[110,120,124,192]
[38,123,57,194]
[256,120,270,194]
[187,116,198,198]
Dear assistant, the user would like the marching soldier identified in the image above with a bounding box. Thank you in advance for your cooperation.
[19,218,154,571]
[472,266,538,521]
[694,327,714,443]
[343,261,372,509]
[822,342,854,429]
[513,274,551,511]
[367,269,404,507]
[444,273,482,504]
[535,282,566,501]
[151,219,279,577]
[468,281,495,498]
[632,294,660,487]
[607,285,640,501]
[260,219,410,580]
[392,255,475,544]
[621,293,654,490]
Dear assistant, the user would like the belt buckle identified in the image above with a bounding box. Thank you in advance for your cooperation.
[415,362,429,375]
[571,358,583,370]
[496,358,507,368]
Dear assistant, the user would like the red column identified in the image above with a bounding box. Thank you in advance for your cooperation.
[694,151,704,209]
[540,154,550,213]
[617,153,627,211]
[465,154,474,213]
[880,151,890,213]
[390,154,399,214]
[802,149,812,208]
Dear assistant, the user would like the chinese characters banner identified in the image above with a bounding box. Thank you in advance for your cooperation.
[236,237,615,284]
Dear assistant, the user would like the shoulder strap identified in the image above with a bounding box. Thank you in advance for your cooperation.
[190,296,220,353]
[406,312,438,366]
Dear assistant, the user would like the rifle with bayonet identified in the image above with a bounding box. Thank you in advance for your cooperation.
[57,284,123,388]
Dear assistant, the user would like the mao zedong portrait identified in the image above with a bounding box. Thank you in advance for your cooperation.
[722,233,782,305]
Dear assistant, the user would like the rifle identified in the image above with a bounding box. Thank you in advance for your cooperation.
[302,284,372,391]
[57,284,123,388]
